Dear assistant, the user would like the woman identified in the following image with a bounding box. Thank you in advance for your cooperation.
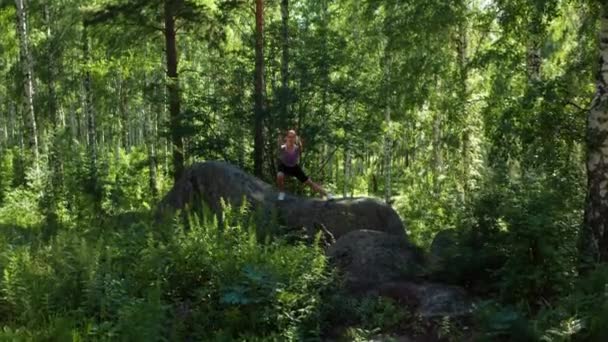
[276,129,333,201]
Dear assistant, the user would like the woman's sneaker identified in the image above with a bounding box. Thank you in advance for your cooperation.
[278,192,286,201]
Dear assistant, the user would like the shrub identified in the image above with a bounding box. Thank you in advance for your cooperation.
[0,187,43,228]
[0,202,332,341]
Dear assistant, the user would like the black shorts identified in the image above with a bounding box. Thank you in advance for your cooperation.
[277,162,309,183]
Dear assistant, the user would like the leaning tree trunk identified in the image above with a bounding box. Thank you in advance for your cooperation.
[15,0,39,166]
[581,4,608,266]
[253,0,266,178]
[164,0,184,183]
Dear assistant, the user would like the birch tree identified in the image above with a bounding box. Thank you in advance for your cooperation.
[581,2,608,265]
[15,0,39,166]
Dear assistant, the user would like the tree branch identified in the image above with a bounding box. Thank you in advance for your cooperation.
[565,100,590,112]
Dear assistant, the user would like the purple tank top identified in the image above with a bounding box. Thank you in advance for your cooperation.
[280,144,300,167]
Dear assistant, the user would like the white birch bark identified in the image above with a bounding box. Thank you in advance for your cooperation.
[15,0,39,166]
[582,4,608,264]
[458,21,470,203]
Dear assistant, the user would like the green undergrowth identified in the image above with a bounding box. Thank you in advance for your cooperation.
[0,202,332,341]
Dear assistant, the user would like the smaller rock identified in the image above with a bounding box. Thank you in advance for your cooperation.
[416,282,472,318]
[375,281,473,318]
[327,230,425,292]
[429,229,459,260]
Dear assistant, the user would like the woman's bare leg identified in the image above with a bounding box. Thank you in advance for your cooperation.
[277,172,287,200]
[277,172,285,192]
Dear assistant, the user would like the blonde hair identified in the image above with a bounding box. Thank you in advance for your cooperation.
[286,129,300,145]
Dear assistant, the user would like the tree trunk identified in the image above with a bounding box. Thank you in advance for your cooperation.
[44,3,58,131]
[83,23,97,168]
[526,27,542,82]
[7,99,15,146]
[581,4,608,266]
[280,0,290,125]
[253,0,266,178]
[320,0,329,122]
[343,103,353,198]
[432,110,442,195]
[15,0,39,166]
[383,54,392,204]
[457,21,470,203]
[69,103,77,141]
[44,1,62,225]
[0,113,6,149]
[145,83,159,200]
[164,0,184,183]
[344,147,351,198]
[119,76,130,152]
[157,71,168,175]
[384,101,392,204]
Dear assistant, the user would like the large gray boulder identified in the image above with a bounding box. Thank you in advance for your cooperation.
[327,230,424,291]
[278,196,406,240]
[157,161,407,240]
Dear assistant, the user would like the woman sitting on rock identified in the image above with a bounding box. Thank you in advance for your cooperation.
[276,129,333,201]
